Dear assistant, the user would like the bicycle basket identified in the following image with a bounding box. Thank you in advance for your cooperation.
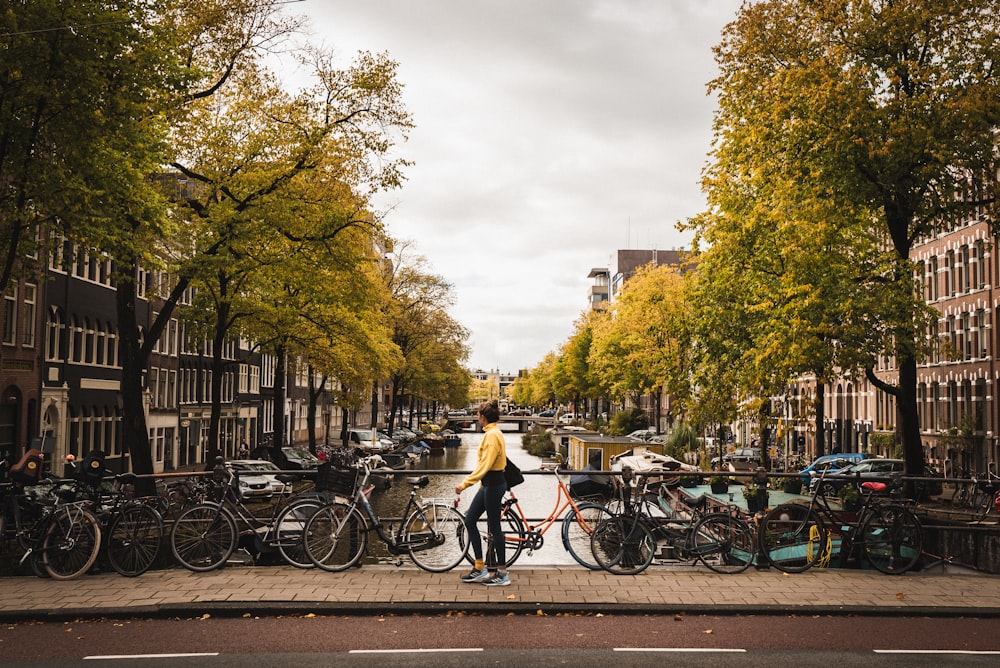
[315,463,360,496]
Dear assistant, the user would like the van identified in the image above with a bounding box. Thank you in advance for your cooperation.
[798,452,871,485]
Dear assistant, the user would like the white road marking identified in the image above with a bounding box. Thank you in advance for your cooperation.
[349,648,484,654]
[614,648,747,652]
[874,650,1000,655]
[84,653,220,660]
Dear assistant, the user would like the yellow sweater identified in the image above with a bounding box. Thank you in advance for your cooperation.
[459,422,506,490]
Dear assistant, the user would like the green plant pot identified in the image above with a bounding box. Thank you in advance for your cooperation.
[781,479,803,495]
[744,491,768,514]
[710,481,729,494]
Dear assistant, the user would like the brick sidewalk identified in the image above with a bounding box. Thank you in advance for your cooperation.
[2,565,999,620]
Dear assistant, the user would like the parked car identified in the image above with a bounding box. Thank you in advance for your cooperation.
[558,413,577,425]
[225,462,275,500]
[250,445,323,471]
[711,447,763,471]
[229,459,292,496]
[797,452,871,485]
[626,429,658,442]
[349,428,395,453]
[810,458,943,499]
[537,409,556,418]
[284,447,324,470]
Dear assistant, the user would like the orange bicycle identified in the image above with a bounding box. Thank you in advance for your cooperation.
[463,466,617,570]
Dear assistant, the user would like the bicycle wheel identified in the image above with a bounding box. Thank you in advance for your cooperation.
[303,502,367,572]
[405,503,468,572]
[40,506,101,580]
[590,515,656,575]
[106,503,163,577]
[274,499,324,569]
[950,485,970,509]
[860,504,922,574]
[463,506,526,568]
[169,503,237,572]
[759,503,827,573]
[691,512,755,574]
[561,502,617,570]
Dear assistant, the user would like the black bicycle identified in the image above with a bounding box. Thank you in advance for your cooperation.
[0,469,102,580]
[303,458,468,572]
[759,470,922,575]
[590,468,756,575]
[169,458,326,571]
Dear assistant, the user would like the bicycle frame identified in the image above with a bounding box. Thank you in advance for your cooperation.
[763,469,922,573]
[342,467,444,556]
[497,468,610,554]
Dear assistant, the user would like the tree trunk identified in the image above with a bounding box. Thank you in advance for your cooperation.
[115,265,154,494]
[897,354,925,492]
[207,288,229,465]
[271,345,286,461]
[814,381,825,459]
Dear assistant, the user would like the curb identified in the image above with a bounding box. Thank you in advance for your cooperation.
[5,600,1000,623]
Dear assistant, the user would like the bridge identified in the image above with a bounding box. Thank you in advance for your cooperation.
[444,415,556,433]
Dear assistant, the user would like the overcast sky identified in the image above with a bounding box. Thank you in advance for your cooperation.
[298,0,743,373]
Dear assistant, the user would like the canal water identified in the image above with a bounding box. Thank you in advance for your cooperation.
[365,424,579,567]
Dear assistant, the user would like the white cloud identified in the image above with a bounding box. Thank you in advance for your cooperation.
[295,0,742,372]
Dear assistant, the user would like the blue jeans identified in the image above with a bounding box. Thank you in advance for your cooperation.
[463,483,506,568]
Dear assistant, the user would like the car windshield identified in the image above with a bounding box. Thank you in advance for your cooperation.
[235,462,278,472]
[283,448,317,462]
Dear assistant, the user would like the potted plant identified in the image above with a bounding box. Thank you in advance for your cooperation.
[709,475,730,494]
[837,484,862,512]
[781,477,803,495]
[742,484,768,513]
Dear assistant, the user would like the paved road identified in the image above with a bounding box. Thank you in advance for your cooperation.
[2,563,999,620]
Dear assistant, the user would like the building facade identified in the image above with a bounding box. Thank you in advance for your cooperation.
[0,238,370,473]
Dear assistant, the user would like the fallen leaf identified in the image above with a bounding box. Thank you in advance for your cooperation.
[536,609,546,616]
[704,629,714,634]
[896,592,906,600]
[674,614,684,621]
[199,614,210,620]
[506,594,517,600]
[304,613,316,618]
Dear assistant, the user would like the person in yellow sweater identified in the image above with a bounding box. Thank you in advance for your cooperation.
[454,399,510,586]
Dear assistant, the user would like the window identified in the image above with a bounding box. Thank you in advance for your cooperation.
[46,307,65,361]
[21,284,36,348]
[2,284,16,345]
[84,317,95,364]
[929,257,939,301]
[69,315,83,363]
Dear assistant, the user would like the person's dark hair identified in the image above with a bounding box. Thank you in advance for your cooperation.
[478,399,500,423]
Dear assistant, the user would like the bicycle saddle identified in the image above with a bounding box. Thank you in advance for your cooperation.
[681,494,709,510]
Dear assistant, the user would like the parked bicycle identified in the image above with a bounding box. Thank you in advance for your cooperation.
[66,450,166,578]
[464,463,618,571]
[0,452,102,580]
[590,467,756,575]
[759,469,922,574]
[302,457,467,572]
[169,457,326,571]
[971,471,1000,520]
[949,468,974,509]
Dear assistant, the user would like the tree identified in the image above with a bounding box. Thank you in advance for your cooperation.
[0,1,187,294]
[702,0,1000,481]
[589,263,693,430]
[167,46,410,463]
[382,244,469,433]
